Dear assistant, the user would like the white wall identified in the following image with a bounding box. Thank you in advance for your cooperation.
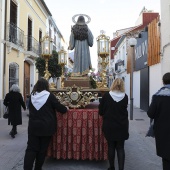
[133,71,140,107]
[161,0,170,47]
[149,63,162,103]
[160,0,170,75]
[124,71,140,107]
[135,14,143,26]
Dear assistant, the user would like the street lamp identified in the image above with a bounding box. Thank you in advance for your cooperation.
[58,46,67,88]
[41,33,53,80]
[96,31,110,88]
[128,37,137,120]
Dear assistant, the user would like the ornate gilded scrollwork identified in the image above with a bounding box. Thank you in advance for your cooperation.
[78,92,98,108]
[96,71,108,88]
[53,85,98,108]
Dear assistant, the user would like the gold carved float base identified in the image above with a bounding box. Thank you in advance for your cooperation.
[64,76,91,89]
[50,75,109,109]
[51,85,109,109]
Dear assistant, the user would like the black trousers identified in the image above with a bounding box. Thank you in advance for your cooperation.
[162,158,170,170]
[107,140,125,170]
[12,125,17,131]
[24,134,52,170]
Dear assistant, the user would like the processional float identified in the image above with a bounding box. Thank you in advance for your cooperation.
[41,14,110,108]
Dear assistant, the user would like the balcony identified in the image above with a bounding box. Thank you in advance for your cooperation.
[24,36,41,57]
[6,23,24,52]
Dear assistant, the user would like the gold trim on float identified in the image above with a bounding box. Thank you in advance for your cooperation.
[69,76,90,80]
[53,85,98,109]
[71,68,91,77]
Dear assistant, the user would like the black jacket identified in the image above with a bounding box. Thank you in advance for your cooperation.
[3,91,26,125]
[147,93,170,160]
[28,93,67,136]
[98,92,129,141]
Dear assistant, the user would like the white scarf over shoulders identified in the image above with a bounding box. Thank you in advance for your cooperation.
[31,90,50,110]
[109,91,125,102]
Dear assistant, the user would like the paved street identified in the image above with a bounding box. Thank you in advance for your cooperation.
[0,106,162,170]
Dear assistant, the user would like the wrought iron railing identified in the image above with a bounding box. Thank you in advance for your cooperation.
[6,22,24,47]
[24,35,41,55]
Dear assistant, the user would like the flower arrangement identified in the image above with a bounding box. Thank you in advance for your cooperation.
[64,72,71,78]
[88,68,97,89]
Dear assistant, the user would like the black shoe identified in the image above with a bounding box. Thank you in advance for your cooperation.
[108,168,115,170]
[10,132,15,138]
[9,130,17,135]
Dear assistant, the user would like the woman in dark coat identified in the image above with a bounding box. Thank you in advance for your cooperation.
[3,84,26,138]
[147,72,170,170]
[99,78,129,170]
[24,78,69,170]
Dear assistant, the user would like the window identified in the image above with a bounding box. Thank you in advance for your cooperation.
[49,28,52,38]
[27,18,32,51]
[39,29,42,54]
[10,0,17,25]
[39,30,42,42]
[9,0,17,44]
[54,35,56,45]
[9,63,19,90]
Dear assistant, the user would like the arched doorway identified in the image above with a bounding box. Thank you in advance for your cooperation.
[24,61,30,101]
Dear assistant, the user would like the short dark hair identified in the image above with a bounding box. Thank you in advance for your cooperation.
[32,78,49,95]
[163,72,170,84]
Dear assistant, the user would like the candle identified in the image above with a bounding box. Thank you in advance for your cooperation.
[61,56,64,63]
[45,47,48,54]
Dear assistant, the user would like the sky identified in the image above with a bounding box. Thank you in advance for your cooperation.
[44,0,160,71]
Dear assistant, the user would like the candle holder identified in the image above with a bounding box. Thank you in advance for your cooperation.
[96,31,110,88]
[41,33,53,80]
[58,47,67,88]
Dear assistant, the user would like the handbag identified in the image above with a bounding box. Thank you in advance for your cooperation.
[146,119,154,138]
[3,107,9,119]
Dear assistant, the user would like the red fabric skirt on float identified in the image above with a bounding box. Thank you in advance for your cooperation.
[47,108,108,160]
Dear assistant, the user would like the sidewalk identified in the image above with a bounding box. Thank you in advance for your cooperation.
[0,107,162,170]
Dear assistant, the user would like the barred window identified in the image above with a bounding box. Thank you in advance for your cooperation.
[9,62,19,90]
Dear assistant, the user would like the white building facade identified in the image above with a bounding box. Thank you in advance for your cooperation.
[160,0,170,75]
[110,10,160,111]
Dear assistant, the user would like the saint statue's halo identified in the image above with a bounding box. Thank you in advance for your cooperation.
[72,14,91,24]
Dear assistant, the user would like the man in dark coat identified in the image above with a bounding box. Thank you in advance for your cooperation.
[4,84,26,138]
[147,72,170,170]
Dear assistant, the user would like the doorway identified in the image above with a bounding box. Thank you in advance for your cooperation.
[140,67,149,111]
[24,61,30,101]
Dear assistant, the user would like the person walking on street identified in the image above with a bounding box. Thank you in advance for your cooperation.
[98,78,129,170]
[24,78,69,170]
[147,72,170,170]
[3,84,26,138]
[26,94,30,110]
